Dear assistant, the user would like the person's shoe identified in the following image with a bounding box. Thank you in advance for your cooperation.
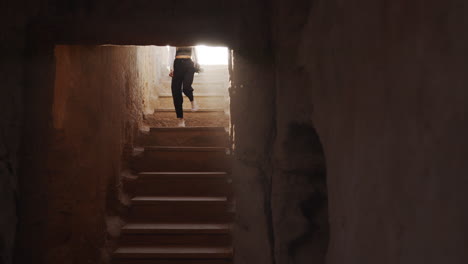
[177,119,185,127]
[191,100,199,112]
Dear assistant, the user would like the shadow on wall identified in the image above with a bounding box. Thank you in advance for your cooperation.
[281,122,328,263]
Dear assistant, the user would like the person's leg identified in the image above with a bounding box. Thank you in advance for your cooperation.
[171,60,184,119]
[182,61,195,102]
[182,60,199,111]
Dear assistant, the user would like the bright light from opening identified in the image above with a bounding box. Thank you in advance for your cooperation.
[196,46,228,65]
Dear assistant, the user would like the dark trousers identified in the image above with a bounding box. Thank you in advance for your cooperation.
[171,58,195,118]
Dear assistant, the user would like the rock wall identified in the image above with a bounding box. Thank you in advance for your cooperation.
[231,0,468,263]
[229,1,330,264]
[229,1,278,263]
[0,44,21,263]
[0,27,22,264]
[269,0,468,263]
[137,46,165,115]
[0,1,28,263]
[15,45,160,264]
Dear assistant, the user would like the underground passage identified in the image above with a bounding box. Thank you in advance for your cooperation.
[2,1,468,264]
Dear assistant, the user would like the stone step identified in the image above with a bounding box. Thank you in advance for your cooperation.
[122,223,231,234]
[113,258,231,264]
[161,77,227,83]
[136,127,229,147]
[196,67,230,73]
[187,70,228,80]
[157,95,227,109]
[113,246,232,260]
[125,172,231,196]
[131,147,230,172]
[159,82,227,94]
[158,93,226,97]
[128,196,231,223]
[162,80,227,86]
[119,223,231,246]
[155,109,224,112]
[144,111,229,128]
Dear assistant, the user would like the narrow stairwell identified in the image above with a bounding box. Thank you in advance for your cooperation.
[113,126,233,264]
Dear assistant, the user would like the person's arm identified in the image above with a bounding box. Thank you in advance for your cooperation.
[192,47,198,64]
[169,47,176,70]
[169,47,177,77]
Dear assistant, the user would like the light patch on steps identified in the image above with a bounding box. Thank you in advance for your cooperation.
[132,147,145,156]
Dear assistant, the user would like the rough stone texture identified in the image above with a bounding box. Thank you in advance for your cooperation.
[15,45,160,264]
[228,2,278,263]
[0,43,21,264]
[271,123,328,264]
[269,0,468,263]
[0,1,28,263]
[0,34,22,264]
[137,46,162,115]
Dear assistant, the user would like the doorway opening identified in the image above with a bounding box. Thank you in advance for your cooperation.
[141,45,231,128]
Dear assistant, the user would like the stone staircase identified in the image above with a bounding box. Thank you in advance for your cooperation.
[113,122,233,262]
